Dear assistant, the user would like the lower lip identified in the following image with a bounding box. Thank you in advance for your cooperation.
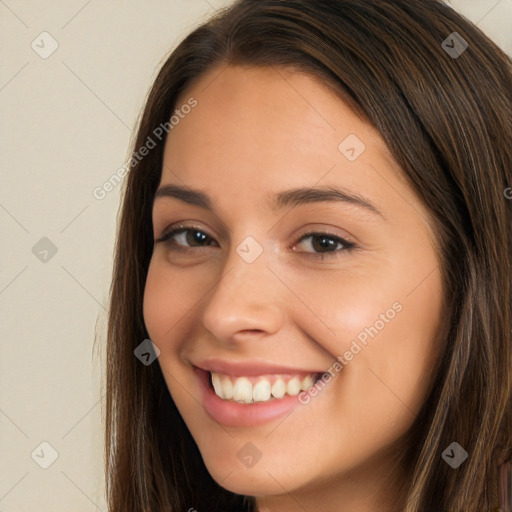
[194,367,304,427]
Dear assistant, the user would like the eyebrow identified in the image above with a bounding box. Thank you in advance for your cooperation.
[154,184,384,218]
[272,186,384,218]
[154,184,212,209]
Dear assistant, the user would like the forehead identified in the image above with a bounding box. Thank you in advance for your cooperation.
[163,65,390,186]
[157,64,435,241]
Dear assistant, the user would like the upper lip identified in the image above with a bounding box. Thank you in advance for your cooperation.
[193,357,324,377]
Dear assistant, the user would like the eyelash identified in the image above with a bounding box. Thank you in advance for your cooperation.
[154,225,356,260]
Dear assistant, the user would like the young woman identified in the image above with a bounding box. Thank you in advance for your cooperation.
[104,1,512,510]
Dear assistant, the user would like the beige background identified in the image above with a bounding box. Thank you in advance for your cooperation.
[1,1,510,510]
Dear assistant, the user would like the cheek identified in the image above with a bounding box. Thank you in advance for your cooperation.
[142,259,210,420]
[275,263,404,362]
[142,255,215,342]
[142,260,171,343]
[280,250,443,372]
[280,258,444,435]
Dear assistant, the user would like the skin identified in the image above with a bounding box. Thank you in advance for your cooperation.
[143,64,445,512]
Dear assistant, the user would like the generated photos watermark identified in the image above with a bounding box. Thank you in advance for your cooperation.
[298,301,403,405]
[93,97,198,200]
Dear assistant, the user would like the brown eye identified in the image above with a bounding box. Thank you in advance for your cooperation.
[295,231,355,259]
[155,227,216,248]
[310,234,341,252]
[182,229,211,247]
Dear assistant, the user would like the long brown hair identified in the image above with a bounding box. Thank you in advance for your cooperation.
[104,1,512,510]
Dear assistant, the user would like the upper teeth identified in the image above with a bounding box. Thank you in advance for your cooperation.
[211,372,317,403]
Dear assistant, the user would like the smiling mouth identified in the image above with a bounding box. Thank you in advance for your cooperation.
[208,371,324,404]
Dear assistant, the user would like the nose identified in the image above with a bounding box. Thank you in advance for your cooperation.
[200,242,286,345]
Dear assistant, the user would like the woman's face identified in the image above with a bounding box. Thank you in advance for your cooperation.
[143,65,444,506]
